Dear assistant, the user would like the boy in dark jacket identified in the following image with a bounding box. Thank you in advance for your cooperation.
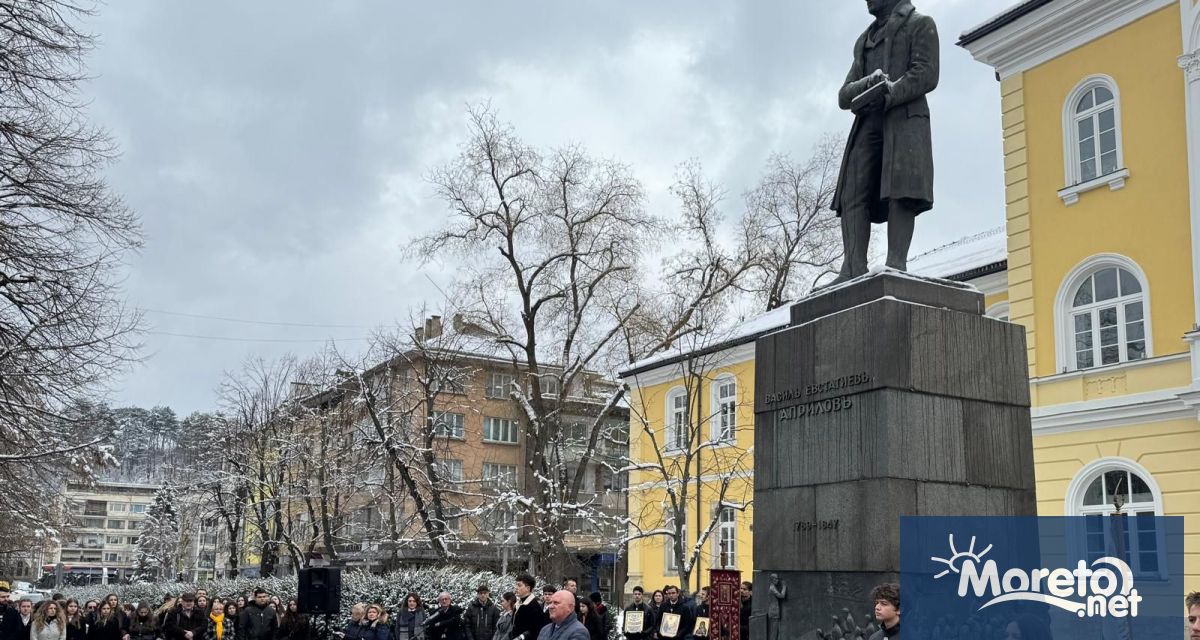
[508,576,547,640]
[867,583,899,640]
[621,587,654,640]
[236,590,277,640]
[463,586,499,640]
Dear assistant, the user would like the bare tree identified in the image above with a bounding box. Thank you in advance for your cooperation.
[322,312,492,564]
[214,355,304,577]
[622,326,754,592]
[0,0,142,548]
[412,106,757,577]
[743,137,845,309]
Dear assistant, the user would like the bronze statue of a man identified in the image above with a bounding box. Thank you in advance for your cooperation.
[830,0,940,284]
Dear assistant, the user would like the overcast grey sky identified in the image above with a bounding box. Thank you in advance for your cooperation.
[84,0,1013,414]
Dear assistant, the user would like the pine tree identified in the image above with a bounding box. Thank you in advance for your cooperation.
[135,482,181,580]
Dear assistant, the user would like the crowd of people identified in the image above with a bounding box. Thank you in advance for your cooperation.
[0,586,316,640]
[0,577,623,640]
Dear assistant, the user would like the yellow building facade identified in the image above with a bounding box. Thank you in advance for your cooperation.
[961,0,1200,590]
[623,0,1200,597]
[620,310,787,595]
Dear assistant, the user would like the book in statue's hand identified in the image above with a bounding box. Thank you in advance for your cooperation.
[851,79,888,112]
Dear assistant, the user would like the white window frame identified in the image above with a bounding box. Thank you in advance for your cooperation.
[482,462,518,490]
[1053,254,1152,373]
[710,375,737,443]
[665,387,688,452]
[436,458,464,483]
[1063,457,1166,579]
[483,416,518,444]
[108,503,127,513]
[131,504,147,514]
[535,374,561,397]
[1059,75,1128,205]
[486,372,514,399]
[714,507,737,569]
[431,411,465,439]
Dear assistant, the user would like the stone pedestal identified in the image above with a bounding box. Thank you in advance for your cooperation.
[751,272,1036,639]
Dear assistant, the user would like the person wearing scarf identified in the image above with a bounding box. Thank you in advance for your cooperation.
[205,607,235,640]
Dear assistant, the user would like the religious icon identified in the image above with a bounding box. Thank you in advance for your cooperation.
[624,611,644,634]
[659,612,682,638]
[694,617,711,638]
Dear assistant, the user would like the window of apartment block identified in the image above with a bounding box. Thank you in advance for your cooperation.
[109,503,127,513]
[483,416,518,444]
[482,462,518,491]
[106,536,121,545]
[131,504,147,514]
[486,372,514,399]
[482,506,516,535]
[432,412,465,439]
[437,458,464,483]
[107,520,124,530]
[712,376,737,442]
[529,374,561,397]
[126,536,139,546]
[127,521,143,531]
[82,518,105,529]
[431,365,468,394]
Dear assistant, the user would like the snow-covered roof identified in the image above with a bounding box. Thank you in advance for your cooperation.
[619,305,792,378]
[907,226,1007,281]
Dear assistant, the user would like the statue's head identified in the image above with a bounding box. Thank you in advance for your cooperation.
[769,573,779,584]
[865,0,904,19]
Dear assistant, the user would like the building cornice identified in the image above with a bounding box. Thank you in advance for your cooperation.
[1031,386,1195,434]
[622,342,757,389]
[959,0,1175,79]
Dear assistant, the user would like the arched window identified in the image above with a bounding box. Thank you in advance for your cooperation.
[711,375,736,443]
[1069,267,1146,369]
[665,387,688,452]
[1055,255,1151,372]
[1060,76,1127,204]
[1065,458,1164,577]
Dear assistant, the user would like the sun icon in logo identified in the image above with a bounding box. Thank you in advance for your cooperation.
[930,534,992,580]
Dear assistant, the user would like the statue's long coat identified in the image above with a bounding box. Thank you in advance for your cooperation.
[831,1,939,222]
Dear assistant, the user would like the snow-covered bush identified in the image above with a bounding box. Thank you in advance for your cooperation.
[62,566,541,621]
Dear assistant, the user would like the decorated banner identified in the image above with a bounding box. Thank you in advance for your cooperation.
[708,569,742,640]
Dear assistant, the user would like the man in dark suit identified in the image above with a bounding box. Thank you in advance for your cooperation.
[424,593,466,640]
[831,0,939,283]
[535,592,588,640]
